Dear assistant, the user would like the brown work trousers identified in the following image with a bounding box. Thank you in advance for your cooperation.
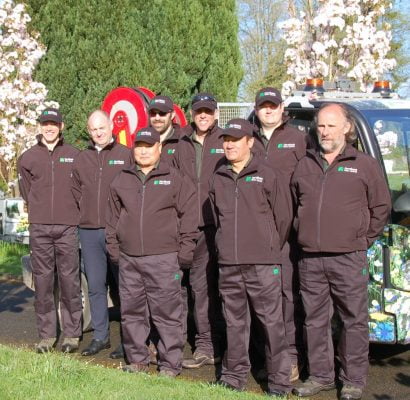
[299,251,369,389]
[29,224,81,339]
[119,251,183,374]
[219,264,291,392]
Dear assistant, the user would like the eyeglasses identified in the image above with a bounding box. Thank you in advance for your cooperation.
[149,110,168,117]
[192,95,216,105]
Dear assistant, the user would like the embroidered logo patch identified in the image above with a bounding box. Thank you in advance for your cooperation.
[154,180,171,185]
[210,148,224,154]
[59,157,74,163]
[337,166,358,173]
[277,143,295,149]
[167,149,176,154]
[245,176,263,183]
[108,160,125,165]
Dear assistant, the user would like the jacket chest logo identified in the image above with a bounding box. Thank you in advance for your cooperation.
[153,180,171,185]
[167,149,176,154]
[337,166,358,173]
[59,157,74,163]
[108,160,125,165]
[245,176,263,183]
[277,143,295,149]
[210,148,224,154]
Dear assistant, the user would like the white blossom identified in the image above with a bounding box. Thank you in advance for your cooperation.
[0,0,59,193]
[280,0,396,90]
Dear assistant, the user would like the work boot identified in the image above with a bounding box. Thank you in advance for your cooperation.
[341,384,363,400]
[61,337,79,353]
[158,369,178,378]
[182,351,221,369]
[36,337,56,353]
[122,363,149,373]
[109,344,124,359]
[292,378,336,397]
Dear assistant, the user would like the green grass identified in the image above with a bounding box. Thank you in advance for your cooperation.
[0,344,281,400]
[0,241,28,278]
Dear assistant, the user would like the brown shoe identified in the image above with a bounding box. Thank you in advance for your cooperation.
[182,351,221,369]
[122,363,149,373]
[341,385,363,400]
[158,369,178,378]
[292,378,336,397]
[36,337,56,353]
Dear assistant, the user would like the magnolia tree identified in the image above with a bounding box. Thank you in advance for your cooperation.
[280,0,397,93]
[0,0,57,195]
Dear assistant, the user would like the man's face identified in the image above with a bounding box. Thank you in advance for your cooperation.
[317,105,350,154]
[191,108,217,134]
[134,142,162,168]
[149,109,175,134]
[255,101,284,130]
[87,113,113,148]
[40,121,62,145]
[223,135,254,164]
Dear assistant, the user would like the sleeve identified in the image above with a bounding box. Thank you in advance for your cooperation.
[71,160,82,206]
[366,159,391,247]
[105,182,122,265]
[270,169,292,248]
[175,173,199,267]
[208,174,218,229]
[17,155,31,203]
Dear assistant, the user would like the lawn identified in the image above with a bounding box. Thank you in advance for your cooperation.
[0,241,28,278]
[0,345,276,400]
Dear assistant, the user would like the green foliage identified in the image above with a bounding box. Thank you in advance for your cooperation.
[0,344,267,400]
[0,241,28,277]
[25,0,242,146]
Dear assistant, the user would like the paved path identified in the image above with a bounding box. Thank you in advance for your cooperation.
[0,280,409,399]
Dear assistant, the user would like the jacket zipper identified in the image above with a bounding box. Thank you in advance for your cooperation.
[234,182,239,264]
[140,184,146,254]
[317,169,328,251]
[96,152,104,227]
[50,153,55,223]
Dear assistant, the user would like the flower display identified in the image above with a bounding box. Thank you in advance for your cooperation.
[0,0,58,193]
[280,0,396,93]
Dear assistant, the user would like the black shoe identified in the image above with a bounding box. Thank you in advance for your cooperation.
[213,380,242,392]
[81,339,110,356]
[292,379,336,397]
[109,344,124,359]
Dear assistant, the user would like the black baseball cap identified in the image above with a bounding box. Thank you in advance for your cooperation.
[191,92,217,111]
[148,95,174,113]
[134,127,160,145]
[220,118,253,139]
[255,87,283,107]
[39,108,63,124]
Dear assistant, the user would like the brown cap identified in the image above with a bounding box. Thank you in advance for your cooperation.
[191,93,217,111]
[220,118,253,139]
[39,108,63,124]
[255,87,282,107]
[134,127,160,145]
[148,95,174,113]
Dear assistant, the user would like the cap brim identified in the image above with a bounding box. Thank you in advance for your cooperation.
[219,129,250,139]
[148,105,173,113]
[255,97,282,107]
[192,101,217,111]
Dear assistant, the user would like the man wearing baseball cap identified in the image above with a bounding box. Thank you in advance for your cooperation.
[176,93,225,369]
[209,118,292,396]
[18,107,82,353]
[252,87,308,381]
[105,127,198,377]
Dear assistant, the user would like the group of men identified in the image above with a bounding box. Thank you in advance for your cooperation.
[17,87,391,400]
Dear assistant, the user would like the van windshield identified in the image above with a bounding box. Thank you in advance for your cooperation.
[361,109,410,225]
